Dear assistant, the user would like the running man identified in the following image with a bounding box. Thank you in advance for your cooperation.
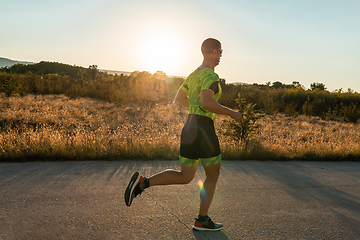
[125,38,242,231]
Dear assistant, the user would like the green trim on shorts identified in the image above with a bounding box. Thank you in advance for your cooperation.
[179,154,221,167]
[200,154,222,166]
[179,156,199,168]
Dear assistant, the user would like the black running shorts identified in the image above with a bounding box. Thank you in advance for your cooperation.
[180,114,221,160]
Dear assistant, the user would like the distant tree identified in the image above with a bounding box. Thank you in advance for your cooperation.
[292,81,303,89]
[1,77,18,97]
[272,81,283,89]
[219,78,226,93]
[88,65,98,80]
[153,71,167,94]
[347,88,354,94]
[153,71,166,80]
[0,66,10,73]
[310,82,326,91]
[341,103,360,123]
[219,78,226,86]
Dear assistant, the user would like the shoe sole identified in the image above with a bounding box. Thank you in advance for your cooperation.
[192,225,223,231]
[124,172,140,206]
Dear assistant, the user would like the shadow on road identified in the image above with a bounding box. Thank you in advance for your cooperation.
[192,229,229,240]
[236,161,360,236]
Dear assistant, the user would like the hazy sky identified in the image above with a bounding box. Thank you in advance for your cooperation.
[1,0,359,92]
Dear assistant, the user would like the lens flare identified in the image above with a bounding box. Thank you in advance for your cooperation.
[137,25,187,75]
[198,179,208,200]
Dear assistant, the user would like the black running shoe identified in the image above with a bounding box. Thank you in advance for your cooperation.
[192,216,223,231]
[124,172,144,206]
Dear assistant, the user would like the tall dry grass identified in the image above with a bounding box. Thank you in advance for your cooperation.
[1,94,359,161]
[220,114,360,160]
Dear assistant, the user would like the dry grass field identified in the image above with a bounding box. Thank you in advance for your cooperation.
[1,94,359,161]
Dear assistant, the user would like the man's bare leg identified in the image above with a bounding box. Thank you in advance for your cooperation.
[198,163,221,216]
[149,164,197,186]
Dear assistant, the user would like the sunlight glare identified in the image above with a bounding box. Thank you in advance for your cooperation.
[137,27,186,75]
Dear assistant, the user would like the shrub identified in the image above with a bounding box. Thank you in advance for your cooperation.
[341,103,360,123]
[1,77,18,97]
[223,94,264,147]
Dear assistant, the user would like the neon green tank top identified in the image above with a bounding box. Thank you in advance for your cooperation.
[180,68,222,121]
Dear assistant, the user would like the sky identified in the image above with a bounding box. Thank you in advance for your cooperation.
[1,0,360,92]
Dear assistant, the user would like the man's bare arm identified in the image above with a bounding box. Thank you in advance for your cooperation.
[173,88,189,108]
[201,90,242,121]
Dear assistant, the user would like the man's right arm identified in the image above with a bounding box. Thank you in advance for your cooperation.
[201,90,242,121]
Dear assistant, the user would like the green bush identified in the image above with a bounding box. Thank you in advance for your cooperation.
[1,77,18,97]
[223,94,264,147]
[341,103,360,123]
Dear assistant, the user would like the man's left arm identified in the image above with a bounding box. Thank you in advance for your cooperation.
[174,88,189,108]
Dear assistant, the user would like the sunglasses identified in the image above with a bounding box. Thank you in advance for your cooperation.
[210,49,223,54]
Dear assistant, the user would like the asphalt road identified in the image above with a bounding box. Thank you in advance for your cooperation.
[1,160,360,240]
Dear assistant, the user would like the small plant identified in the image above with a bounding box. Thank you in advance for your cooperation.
[223,94,264,146]
[341,103,360,123]
[1,77,19,97]
[285,103,298,117]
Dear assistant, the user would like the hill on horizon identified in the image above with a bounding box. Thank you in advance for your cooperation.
[0,57,133,76]
[0,57,35,68]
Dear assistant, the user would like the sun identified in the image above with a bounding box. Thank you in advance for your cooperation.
[137,27,186,75]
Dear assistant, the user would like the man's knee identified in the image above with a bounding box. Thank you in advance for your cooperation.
[180,163,197,184]
[204,164,221,182]
[183,173,195,184]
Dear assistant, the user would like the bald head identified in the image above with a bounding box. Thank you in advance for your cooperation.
[201,38,221,55]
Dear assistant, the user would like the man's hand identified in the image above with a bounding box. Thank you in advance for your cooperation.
[230,111,242,122]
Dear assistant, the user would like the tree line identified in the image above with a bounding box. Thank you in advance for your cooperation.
[1,61,359,123]
[220,81,360,123]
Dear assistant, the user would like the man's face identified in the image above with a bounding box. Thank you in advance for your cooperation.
[213,47,223,66]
